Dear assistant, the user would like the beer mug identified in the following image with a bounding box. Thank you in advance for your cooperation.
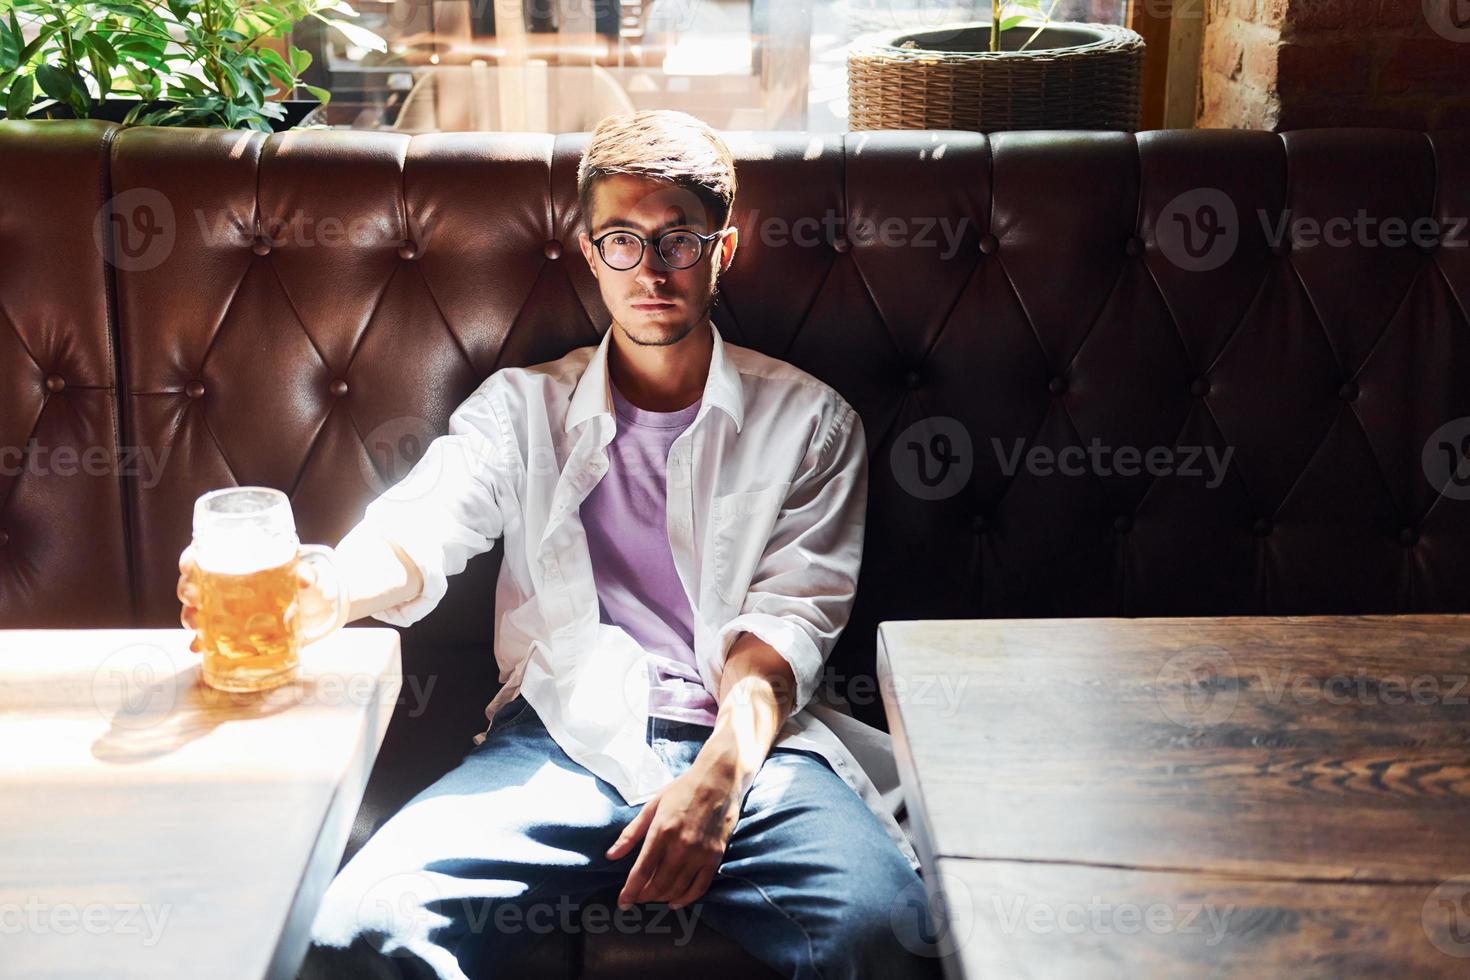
[188,487,348,692]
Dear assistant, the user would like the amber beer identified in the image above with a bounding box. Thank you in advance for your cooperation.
[191,487,347,692]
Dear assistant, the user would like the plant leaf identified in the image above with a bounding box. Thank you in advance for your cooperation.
[34,63,75,103]
[288,44,311,74]
[998,14,1029,31]
[17,26,59,67]
[0,17,20,74]
[303,83,329,104]
[85,41,112,98]
[86,32,119,66]
[6,73,33,119]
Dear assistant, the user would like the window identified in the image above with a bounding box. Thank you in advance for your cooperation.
[294,0,1137,132]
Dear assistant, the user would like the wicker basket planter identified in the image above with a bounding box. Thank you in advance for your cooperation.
[847,21,1145,132]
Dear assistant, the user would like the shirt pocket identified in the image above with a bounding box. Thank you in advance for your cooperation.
[710,483,791,606]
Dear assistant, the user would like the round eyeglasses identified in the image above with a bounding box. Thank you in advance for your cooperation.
[590,228,729,271]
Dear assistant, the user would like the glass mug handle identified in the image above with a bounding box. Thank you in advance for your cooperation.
[296,544,350,645]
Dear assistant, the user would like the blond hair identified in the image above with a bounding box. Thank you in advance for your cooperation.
[577,110,737,232]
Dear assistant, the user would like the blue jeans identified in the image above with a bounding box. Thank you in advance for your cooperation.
[300,696,942,979]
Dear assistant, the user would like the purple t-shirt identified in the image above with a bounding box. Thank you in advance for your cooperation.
[579,381,720,726]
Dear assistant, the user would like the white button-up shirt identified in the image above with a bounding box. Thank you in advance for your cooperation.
[340,323,920,870]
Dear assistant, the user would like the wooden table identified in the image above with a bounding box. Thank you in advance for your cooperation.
[877,616,1470,978]
[0,628,401,980]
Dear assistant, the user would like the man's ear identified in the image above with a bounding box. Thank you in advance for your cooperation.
[718,226,739,274]
[578,231,599,281]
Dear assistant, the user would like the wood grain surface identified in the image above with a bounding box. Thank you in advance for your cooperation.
[0,627,401,980]
[878,616,1470,976]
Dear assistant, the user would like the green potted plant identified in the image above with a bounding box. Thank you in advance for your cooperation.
[0,0,385,131]
[846,0,1146,133]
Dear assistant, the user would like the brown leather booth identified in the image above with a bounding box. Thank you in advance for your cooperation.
[4,120,1470,978]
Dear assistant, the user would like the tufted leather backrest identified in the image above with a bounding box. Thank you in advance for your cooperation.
[5,122,1470,715]
[0,121,132,626]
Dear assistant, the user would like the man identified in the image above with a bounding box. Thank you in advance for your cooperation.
[182,109,937,979]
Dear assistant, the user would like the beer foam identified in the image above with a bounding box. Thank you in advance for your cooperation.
[194,533,298,575]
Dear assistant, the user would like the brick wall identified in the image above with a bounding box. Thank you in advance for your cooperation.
[1197,0,1470,129]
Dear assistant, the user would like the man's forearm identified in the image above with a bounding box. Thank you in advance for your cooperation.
[698,632,798,793]
[333,525,425,624]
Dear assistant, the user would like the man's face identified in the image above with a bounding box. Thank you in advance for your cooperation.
[578,173,737,348]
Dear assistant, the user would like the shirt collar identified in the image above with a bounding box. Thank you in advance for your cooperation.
[565,322,744,435]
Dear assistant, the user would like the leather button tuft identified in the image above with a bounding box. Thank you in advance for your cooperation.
[1189,378,1210,397]
[970,514,987,533]
[1399,526,1419,547]
[1253,517,1273,537]
[1113,515,1133,533]
[251,238,272,257]
[1338,380,1359,401]
[0,529,8,546]
[978,233,999,255]
[329,379,349,397]
[185,380,205,399]
[902,370,921,390]
[543,240,563,260]
[1048,376,1068,395]
[832,236,850,254]
[1124,236,1144,257]
[397,242,419,261]
[45,374,66,393]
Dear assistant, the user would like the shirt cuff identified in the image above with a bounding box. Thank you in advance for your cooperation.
[716,613,824,713]
[338,518,449,629]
